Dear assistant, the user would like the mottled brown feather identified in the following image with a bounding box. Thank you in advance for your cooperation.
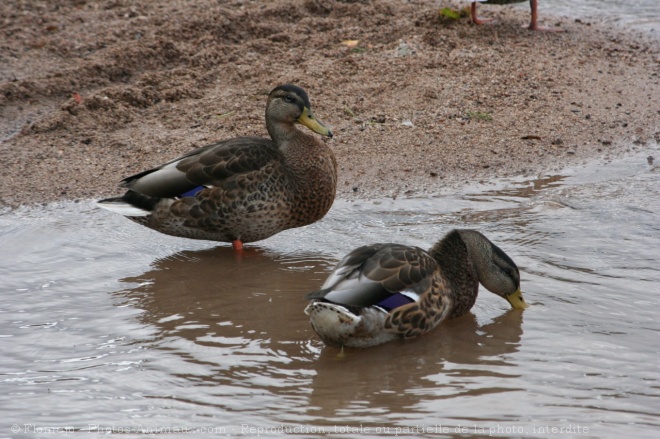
[305,229,524,348]
[101,85,336,244]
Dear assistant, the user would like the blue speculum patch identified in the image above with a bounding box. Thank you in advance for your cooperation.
[375,293,415,311]
[180,186,205,197]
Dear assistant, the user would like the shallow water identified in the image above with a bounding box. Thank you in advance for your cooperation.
[523,0,660,35]
[1,148,659,438]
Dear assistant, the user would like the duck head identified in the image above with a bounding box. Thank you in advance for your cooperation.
[457,230,529,309]
[267,84,333,138]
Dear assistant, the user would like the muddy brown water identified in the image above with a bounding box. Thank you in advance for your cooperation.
[1,149,659,438]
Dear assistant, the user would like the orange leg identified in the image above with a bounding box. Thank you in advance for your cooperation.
[528,0,563,32]
[470,2,493,25]
[232,239,244,251]
[472,1,563,32]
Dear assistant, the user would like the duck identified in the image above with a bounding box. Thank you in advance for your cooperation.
[98,84,337,250]
[304,229,528,348]
[470,0,560,31]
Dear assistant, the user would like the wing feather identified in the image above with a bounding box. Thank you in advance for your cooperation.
[121,137,278,198]
[308,244,438,308]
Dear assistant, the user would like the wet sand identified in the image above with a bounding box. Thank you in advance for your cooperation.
[1,0,659,208]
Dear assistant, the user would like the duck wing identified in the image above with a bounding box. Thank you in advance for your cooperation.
[120,137,277,198]
[307,244,438,308]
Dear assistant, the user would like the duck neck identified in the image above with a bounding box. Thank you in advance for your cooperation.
[266,119,299,145]
[459,230,519,299]
[428,230,480,318]
[268,121,337,224]
[457,230,494,280]
[269,122,318,172]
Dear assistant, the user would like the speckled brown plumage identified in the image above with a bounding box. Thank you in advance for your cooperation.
[98,85,337,247]
[305,229,528,348]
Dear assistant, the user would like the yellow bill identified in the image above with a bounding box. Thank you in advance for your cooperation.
[506,288,529,309]
[298,107,333,138]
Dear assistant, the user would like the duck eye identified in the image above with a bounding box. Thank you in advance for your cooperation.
[283,95,295,103]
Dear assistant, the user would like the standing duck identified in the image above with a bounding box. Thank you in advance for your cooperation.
[305,229,528,348]
[98,85,337,250]
[470,0,559,31]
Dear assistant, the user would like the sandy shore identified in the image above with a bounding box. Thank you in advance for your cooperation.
[1,0,659,208]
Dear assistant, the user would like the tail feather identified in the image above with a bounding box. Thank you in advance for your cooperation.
[97,191,160,217]
[305,288,331,300]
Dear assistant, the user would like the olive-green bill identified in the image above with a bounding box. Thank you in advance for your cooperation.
[506,288,529,309]
[298,107,333,138]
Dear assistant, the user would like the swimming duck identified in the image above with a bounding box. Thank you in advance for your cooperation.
[305,229,528,348]
[98,84,337,250]
[470,0,559,31]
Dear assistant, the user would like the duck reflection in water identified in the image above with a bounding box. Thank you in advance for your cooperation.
[113,243,524,418]
[119,246,334,342]
[307,310,524,418]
